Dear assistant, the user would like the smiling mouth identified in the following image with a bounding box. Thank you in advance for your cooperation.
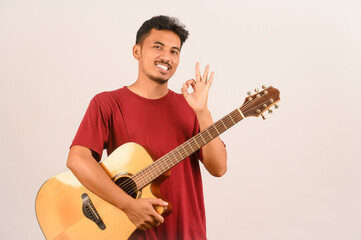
[157,64,168,70]
[155,62,171,72]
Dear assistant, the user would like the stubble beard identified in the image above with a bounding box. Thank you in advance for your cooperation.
[149,75,169,84]
[146,70,171,84]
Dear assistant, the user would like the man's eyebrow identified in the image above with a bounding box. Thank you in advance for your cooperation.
[154,41,181,52]
[172,46,181,52]
[154,41,165,46]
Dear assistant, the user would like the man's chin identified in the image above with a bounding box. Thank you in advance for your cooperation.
[150,76,169,85]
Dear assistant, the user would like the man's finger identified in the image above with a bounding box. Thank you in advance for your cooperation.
[186,79,196,87]
[148,198,166,223]
[149,198,168,207]
[207,72,215,88]
[195,62,201,82]
[149,206,164,224]
[181,82,190,98]
[139,221,153,231]
[181,79,196,98]
[203,65,210,83]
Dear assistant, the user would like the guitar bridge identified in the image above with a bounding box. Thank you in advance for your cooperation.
[81,193,106,230]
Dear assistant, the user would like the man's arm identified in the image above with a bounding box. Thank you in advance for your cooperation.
[67,145,167,230]
[181,63,227,177]
[195,110,227,177]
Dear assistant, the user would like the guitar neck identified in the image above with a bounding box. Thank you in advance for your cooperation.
[133,108,244,190]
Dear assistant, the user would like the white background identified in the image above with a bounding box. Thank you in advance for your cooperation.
[1,0,361,239]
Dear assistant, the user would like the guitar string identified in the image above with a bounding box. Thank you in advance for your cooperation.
[115,94,270,196]
[92,107,248,206]
[92,96,274,207]
[117,95,262,194]
[117,97,276,198]
[95,95,271,204]
[91,113,239,207]
[92,103,266,207]
[92,93,275,206]
[113,110,241,198]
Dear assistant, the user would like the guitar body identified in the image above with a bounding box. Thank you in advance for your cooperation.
[35,142,168,240]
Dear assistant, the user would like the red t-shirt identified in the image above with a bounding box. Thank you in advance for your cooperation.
[71,86,206,240]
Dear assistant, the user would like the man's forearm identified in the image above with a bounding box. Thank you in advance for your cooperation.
[66,145,134,210]
[195,109,227,177]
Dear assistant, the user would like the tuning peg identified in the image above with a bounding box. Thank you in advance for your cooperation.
[262,85,267,89]
[274,104,279,109]
[254,88,259,92]
[261,114,266,120]
[247,91,252,96]
[268,109,273,114]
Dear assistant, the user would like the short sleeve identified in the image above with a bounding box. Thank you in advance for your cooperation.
[71,96,110,161]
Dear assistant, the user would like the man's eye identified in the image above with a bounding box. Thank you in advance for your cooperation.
[171,50,179,55]
[154,45,161,49]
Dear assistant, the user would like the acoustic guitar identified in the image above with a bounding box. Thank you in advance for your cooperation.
[35,86,280,239]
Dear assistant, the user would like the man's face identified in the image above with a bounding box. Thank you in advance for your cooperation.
[134,29,181,84]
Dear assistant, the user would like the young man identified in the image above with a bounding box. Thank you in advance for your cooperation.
[67,15,227,239]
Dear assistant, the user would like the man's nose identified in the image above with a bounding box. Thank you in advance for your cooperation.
[158,50,172,61]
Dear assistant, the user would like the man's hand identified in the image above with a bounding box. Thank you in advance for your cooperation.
[181,62,214,114]
[122,198,168,231]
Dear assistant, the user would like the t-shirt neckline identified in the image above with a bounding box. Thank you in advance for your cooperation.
[124,86,173,102]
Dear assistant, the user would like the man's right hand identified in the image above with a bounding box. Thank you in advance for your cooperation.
[67,146,167,231]
[122,198,168,230]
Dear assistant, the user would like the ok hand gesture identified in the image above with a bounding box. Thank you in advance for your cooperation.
[181,62,214,113]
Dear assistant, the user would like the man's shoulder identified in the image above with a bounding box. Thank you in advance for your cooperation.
[92,87,128,104]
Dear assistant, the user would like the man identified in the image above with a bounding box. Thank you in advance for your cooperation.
[67,15,227,239]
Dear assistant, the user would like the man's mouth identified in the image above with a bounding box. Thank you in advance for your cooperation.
[155,62,171,72]
[157,64,168,70]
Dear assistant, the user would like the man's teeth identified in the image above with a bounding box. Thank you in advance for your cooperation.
[157,64,168,70]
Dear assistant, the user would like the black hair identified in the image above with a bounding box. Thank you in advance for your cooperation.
[136,15,189,47]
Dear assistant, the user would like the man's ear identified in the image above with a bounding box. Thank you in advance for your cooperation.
[133,44,141,60]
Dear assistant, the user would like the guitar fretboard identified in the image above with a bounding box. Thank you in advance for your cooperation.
[132,108,244,190]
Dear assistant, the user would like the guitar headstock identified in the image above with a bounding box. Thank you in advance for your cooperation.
[241,85,280,119]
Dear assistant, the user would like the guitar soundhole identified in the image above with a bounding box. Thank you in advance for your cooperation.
[115,176,139,199]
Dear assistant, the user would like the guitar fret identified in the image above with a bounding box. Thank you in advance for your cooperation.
[199,134,206,144]
[176,148,183,159]
[194,138,200,148]
[228,114,235,124]
[206,129,213,139]
[159,161,165,172]
[237,108,245,119]
[216,121,225,132]
[181,145,188,156]
[214,125,220,135]
[187,141,194,152]
[171,151,177,165]
[163,156,170,169]
[221,120,227,130]
[148,167,155,183]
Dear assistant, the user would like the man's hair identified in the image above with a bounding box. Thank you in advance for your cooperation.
[136,15,189,47]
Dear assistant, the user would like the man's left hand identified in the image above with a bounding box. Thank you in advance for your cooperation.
[181,62,214,113]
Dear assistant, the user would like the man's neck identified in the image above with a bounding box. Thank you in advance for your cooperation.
[128,79,169,99]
